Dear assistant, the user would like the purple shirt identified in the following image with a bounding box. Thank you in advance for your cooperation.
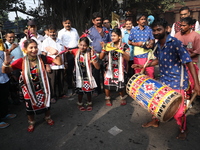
[88,26,111,53]
[155,35,191,90]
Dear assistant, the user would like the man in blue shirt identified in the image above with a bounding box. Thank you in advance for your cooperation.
[128,14,155,78]
[4,31,23,105]
[88,12,111,53]
[88,12,111,95]
[122,19,134,79]
[134,18,200,140]
[0,50,16,128]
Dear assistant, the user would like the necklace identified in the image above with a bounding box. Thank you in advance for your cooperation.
[28,57,38,81]
[28,57,37,62]
[30,65,38,81]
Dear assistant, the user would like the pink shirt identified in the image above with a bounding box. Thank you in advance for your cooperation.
[175,31,200,62]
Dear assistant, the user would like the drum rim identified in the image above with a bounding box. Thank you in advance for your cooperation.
[126,73,147,95]
[159,94,182,122]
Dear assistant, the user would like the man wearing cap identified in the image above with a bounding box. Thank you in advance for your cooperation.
[19,19,44,54]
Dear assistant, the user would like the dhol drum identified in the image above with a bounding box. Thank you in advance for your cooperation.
[126,73,182,122]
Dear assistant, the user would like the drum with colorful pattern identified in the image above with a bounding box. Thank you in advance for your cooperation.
[126,73,182,122]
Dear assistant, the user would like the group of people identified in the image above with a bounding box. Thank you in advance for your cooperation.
[0,6,200,140]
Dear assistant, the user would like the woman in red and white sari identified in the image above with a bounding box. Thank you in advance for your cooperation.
[2,39,62,132]
[67,37,100,111]
[100,28,130,106]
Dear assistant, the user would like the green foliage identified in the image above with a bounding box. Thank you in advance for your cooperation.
[0,0,26,14]
[126,0,184,14]
[1,0,185,32]
[0,12,9,22]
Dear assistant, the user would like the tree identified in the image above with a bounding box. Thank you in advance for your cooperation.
[1,0,185,33]
[0,12,9,22]
[40,0,184,33]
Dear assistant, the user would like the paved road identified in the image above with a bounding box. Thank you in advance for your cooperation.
[1,91,200,150]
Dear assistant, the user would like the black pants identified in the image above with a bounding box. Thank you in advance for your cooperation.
[92,59,104,94]
[48,69,65,98]
[9,69,21,104]
[0,81,10,121]
[127,60,135,79]
[65,53,75,89]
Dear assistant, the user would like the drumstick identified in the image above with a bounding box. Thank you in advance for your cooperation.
[185,92,197,111]
[140,44,158,74]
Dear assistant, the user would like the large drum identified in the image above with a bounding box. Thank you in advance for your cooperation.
[126,73,182,122]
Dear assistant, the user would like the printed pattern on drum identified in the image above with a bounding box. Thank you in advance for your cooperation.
[147,86,176,117]
[127,74,163,109]
[126,73,181,122]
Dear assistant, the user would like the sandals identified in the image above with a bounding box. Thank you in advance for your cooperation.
[120,96,127,106]
[27,120,35,132]
[0,122,10,129]
[77,102,93,111]
[105,96,112,106]
[44,116,54,126]
[106,100,112,106]
[120,99,127,106]
[27,116,54,132]
[77,102,86,111]
[86,102,93,111]
[2,114,17,120]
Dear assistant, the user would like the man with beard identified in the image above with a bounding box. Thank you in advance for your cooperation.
[88,12,111,96]
[133,18,200,140]
[175,17,200,101]
[128,14,154,78]
[170,6,200,37]
[42,25,66,103]
[58,18,79,97]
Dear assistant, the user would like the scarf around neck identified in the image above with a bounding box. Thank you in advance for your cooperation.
[21,55,51,107]
[75,50,97,89]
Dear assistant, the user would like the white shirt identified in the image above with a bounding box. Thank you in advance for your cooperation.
[19,33,44,55]
[42,37,64,70]
[58,27,79,48]
[44,34,49,39]
[170,20,200,37]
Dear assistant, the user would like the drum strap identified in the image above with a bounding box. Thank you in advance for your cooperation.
[143,44,158,70]
[180,65,184,90]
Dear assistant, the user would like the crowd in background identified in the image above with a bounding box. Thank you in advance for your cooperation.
[1,5,200,139]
